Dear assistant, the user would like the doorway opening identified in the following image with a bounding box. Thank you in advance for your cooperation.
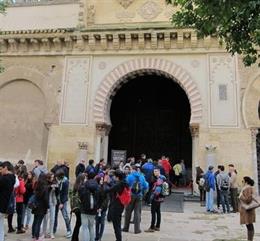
[108,73,192,176]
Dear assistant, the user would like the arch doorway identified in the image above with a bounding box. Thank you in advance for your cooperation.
[108,73,192,174]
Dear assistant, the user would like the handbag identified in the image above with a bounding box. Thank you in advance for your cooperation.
[240,197,260,211]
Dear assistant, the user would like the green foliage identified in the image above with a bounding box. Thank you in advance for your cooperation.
[166,0,260,67]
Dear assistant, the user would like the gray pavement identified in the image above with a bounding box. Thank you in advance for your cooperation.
[4,202,260,241]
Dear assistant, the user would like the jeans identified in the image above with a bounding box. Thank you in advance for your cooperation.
[230,188,238,212]
[16,202,24,230]
[72,210,81,241]
[123,196,142,233]
[43,204,56,236]
[150,200,161,229]
[54,202,71,233]
[95,210,106,241]
[206,188,214,211]
[0,213,5,241]
[220,190,230,213]
[22,204,32,227]
[81,214,95,241]
[32,214,45,239]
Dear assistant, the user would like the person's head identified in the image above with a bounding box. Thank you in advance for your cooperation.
[147,158,153,163]
[154,167,160,177]
[74,173,86,191]
[0,161,14,175]
[114,169,125,181]
[27,171,33,180]
[208,166,214,172]
[80,160,86,165]
[141,154,146,160]
[34,159,43,167]
[99,159,105,165]
[161,155,166,160]
[88,172,96,180]
[217,165,222,171]
[228,164,235,173]
[55,169,65,180]
[46,172,55,183]
[242,176,254,186]
[158,159,162,165]
[89,159,94,166]
[220,165,225,172]
[17,160,24,167]
[123,165,131,175]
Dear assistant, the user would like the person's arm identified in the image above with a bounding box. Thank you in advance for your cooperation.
[239,187,253,204]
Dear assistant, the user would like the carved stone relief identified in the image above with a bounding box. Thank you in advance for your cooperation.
[138,1,162,20]
[117,0,135,9]
[87,5,95,25]
[116,10,135,22]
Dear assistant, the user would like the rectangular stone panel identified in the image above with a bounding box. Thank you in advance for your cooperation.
[61,57,90,124]
[209,55,239,127]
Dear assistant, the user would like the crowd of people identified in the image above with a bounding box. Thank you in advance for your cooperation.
[196,164,258,241]
[0,155,174,241]
[0,157,258,241]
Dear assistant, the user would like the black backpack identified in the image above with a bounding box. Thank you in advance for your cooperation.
[131,176,142,195]
[83,189,99,213]
[220,178,229,191]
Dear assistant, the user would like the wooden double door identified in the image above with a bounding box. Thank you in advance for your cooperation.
[108,75,192,166]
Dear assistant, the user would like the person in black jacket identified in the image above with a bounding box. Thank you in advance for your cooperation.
[31,174,49,241]
[51,160,69,179]
[75,160,86,178]
[105,170,128,241]
[0,161,16,241]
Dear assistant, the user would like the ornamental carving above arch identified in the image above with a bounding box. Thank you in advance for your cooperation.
[93,58,203,126]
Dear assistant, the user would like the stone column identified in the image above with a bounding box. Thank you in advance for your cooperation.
[95,123,110,163]
[77,142,88,163]
[250,128,259,195]
[190,124,199,194]
[102,125,111,162]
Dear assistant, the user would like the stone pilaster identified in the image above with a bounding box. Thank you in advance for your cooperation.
[250,127,259,194]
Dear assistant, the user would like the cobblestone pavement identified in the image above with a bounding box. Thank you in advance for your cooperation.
[4,202,260,241]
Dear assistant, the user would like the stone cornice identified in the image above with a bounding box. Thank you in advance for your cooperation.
[0,28,223,55]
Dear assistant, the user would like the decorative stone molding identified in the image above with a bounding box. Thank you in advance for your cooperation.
[0,28,222,55]
[93,58,203,125]
[117,0,134,9]
[116,10,135,22]
[96,123,111,136]
[250,128,259,139]
[87,5,95,25]
[190,124,200,137]
[205,144,217,153]
[78,141,88,150]
[138,1,162,20]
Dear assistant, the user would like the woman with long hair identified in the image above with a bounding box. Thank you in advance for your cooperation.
[71,173,86,241]
[31,174,49,241]
[239,176,257,241]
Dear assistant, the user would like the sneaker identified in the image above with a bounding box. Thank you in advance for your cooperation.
[145,228,155,233]
[45,234,51,239]
[8,228,15,233]
[134,230,142,234]
[16,229,26,234]
[66,231,72,238]
[51,234,55,239]
[154,227,160,231]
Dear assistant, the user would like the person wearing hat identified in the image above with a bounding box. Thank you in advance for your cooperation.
[204,166,216,213]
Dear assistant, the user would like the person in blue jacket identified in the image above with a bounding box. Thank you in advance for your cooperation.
[142,159,154,205]
[122,164,148,234]
[205,166,216,213]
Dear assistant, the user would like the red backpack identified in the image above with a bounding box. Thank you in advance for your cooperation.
[117,187,131,206]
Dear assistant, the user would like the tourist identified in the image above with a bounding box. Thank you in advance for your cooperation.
[216,165,230,213]
[160,156,172,180]
[71,174,85,241]
[205,166,216,213]
[173,161,182,187]
[214,165,222,209]
[123,164,131,176]
[95,158,105,174]
[0,161,16,241]
[123,165,148,234]
[95,175,109,241]
[86,159,96,175]
[180,159,187,186]
[229,164,239,212]
[79,172,101,241]
[15,168,26,234]
[105,170,128,241]
[33,160,48,180]
[51,160,69,179]
[53,170,72,238]
[145,167,166,232]
[239,176,256,241]
[31,174,49,241]
[142,158,154,205]
[75,160,86,178]
[22,171,34,230]
[196,166,206,206]
[17,160,27,175]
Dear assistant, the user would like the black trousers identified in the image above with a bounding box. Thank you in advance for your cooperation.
[150,200,161,229]
[110,205,124,241]
[16,203,24,231]
[216,188,221,208]
[71,210,81,241]
[8,214,13,230]
[32,214,45,239]
[199,189,206,202]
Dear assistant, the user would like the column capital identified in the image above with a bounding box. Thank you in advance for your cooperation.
[96,122,111,136]
[78,141,88,150]
[190,124,200,138]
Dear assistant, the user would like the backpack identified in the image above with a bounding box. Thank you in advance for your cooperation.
[86,166,96,175]
[117,187,131,206]
[199,177,206,187]
[131,176,142,195]
[28,194,39,210]
[220,178,229,191]
[161,181,170,196]
[83,189,98,212]
[204,175,210,192]
[70,191,81,213]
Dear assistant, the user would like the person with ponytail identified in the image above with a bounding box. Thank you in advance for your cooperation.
[239,176,256,241]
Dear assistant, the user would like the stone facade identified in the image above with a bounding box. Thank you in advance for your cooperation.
[0,0,259,188]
